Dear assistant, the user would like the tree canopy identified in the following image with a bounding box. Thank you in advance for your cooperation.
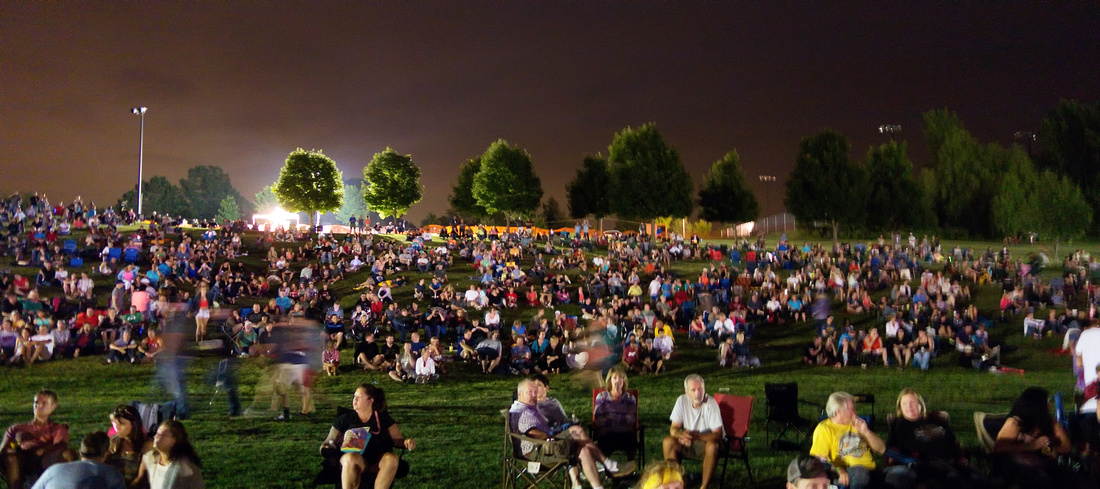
[362,148,423,221]
[118,176,187,217]
[992,154,1092,257]
[179,165,249,220]
[252,184,278,214]
[272,148,344,229]
[565,155,611,220]
[471,140,543,226]
[863,141,929,230]
[607,123,694,231]
[449,157,488,221]
[215,195,241,222]
[697,150,759,225]
[784,130,866,244]
[335,179,368,224]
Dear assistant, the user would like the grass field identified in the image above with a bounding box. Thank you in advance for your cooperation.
[0,229,1083,488]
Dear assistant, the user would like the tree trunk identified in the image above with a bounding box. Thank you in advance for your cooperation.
[832,220,839,248]
[1054,238,1060,266]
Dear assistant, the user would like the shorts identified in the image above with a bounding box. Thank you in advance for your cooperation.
[680,439,710,460]
[196,308,210,319]
[477,347,498,360]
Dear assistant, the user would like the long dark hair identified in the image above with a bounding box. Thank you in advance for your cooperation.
[1008,386,1055,439]
[111,405,147,450]
[159,420,201,467]
[359,383,388,412]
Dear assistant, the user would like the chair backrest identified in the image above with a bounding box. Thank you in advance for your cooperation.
[592,388,640,431]
[765,382,800,421]
[973,412,1008,453]
[714,393,753,439]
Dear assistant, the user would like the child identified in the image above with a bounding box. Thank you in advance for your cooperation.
[322,340,339,376]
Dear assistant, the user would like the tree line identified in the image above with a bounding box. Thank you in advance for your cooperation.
[118,99,1100,245]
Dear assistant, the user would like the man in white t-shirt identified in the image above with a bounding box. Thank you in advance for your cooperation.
[663,374,723,489]
[1075,322,1100,412]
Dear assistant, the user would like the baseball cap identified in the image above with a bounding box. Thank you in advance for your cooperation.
[787,454,829,483]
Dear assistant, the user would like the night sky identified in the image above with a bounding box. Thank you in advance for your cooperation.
[4,2,1099,220]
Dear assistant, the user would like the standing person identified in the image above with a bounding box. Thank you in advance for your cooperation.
[189,284,212,344]
[319,384,416,489]
[134,420,203,489]
[1075,319,1100,413]
[661,374,723,489]
[0,390,73,488]
[809,392,885,489]
[30,432,125,489]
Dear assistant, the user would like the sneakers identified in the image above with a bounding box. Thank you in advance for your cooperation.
[275,408,290,421]
[603,459,636,477]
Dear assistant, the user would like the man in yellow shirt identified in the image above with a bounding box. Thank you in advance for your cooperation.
[809,392,884,489]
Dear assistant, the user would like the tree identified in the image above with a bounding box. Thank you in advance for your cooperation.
[697,150,760,226]
[420,213,439,228]
[118,176,187,217]
[992,154,1092,258]
[471,139,544,229]
[179,165,249,220]
[362,148,424,222]
[863,141,929,230]
[272,148,344,230]
[215,195,241,222]
[335,180,368,225]
[449,157,488,221]
[253,184,279,214]
[540,196,565,228]
[1037,99,1100,188]
[920,110,1005,236]
[565,155,611,220]
[784,130,867,244]
[607,123,694,240]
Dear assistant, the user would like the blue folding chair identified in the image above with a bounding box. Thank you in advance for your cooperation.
[123,248,139,263]
[70,257,83,268]
[63,239,77,255]
[108,247,122,261]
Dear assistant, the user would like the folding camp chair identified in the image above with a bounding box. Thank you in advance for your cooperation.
[62,239,77,256]
[714,393,754,486]
[764,382,816,450]
[503,409,572,488]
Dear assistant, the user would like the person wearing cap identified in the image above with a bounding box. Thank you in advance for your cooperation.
[662,374,722,489]
[786,454,831,489]
[30,431,124,489]
[810,391,884,489]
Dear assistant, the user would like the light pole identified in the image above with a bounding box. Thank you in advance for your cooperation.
[1014,131,1036,159]
[131,107,147,217]
[758,175,776,235]
[879,124,902,140]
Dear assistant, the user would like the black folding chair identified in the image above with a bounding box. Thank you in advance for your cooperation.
[764,382,816,450]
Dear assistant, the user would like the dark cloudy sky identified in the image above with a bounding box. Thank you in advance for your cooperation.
[3,2,1099,220]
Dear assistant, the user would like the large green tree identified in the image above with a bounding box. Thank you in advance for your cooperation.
[362,148,423,222]
[540,196,565,228]
[118,176,187,217]
[992,154,1092,258]
[784,130,867,244]
[252,184,279,214]
[1037,99,1100,188]
[920,109,1006,236]
[471,140,544,229]
[448,157,488,221]
[179,165,249,220]
[607,123,694,239]
[215,195,241,222]
[565,155,611,220]
[863,141,929,230]
[272,148,344,230]
[697,150,760,227]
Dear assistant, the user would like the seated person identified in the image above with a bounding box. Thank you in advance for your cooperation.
[510,336,532,375]
[859,328,888,367]
[355,333,384,371]
[510,379,628,489]
[1,390,74,488]
[319,384,416,489]
[662,374,722,489]
[992,386,1074,487]
[786,454,831,489]
[810,391,885,489]
[593,367,639,460]
[884,388,972,489]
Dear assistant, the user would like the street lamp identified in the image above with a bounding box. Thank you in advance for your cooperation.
[131,106,147,217]
[879,124,902,139]
[758,175,777,234]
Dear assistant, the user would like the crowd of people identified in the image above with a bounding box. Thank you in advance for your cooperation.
[6,191,1100,488]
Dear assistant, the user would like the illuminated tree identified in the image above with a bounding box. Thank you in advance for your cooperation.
[215,195,241,222]
[697,150,759,227]
[607,123,694,239]
[362,148,423,222]
[449,157,488,221]
[272,148,344,230]
[472,139,543,229]
[252,184,278,214]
